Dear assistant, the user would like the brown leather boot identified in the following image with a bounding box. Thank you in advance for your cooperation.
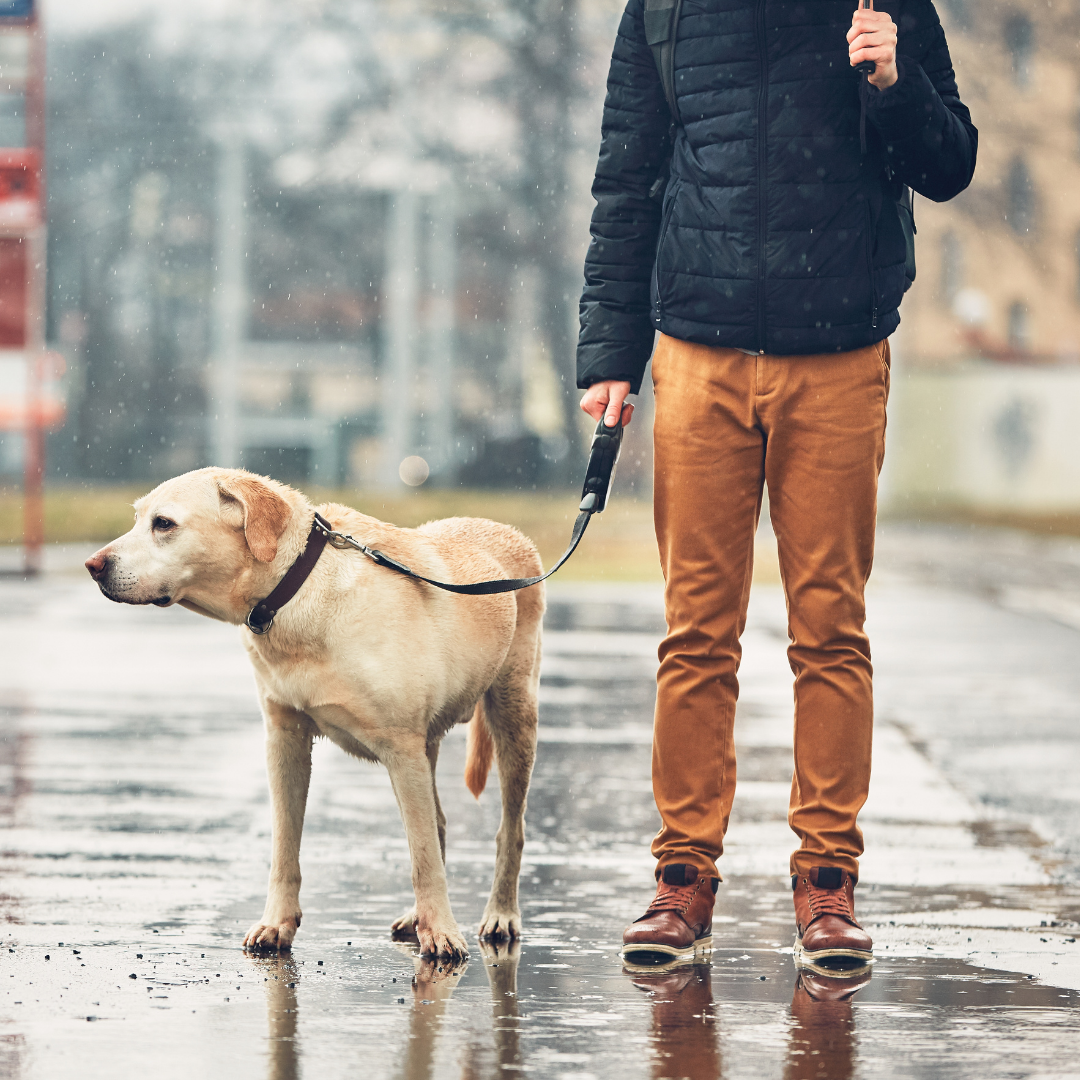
[622,864,719,961]
[792,867,873,966]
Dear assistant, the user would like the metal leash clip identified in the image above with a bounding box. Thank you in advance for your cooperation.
[319,524,407,575]
[314,518,371,556]
[580,416,623,514]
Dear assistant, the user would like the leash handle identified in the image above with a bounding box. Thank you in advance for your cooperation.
[854,0,876,74]
[580,415,623,514]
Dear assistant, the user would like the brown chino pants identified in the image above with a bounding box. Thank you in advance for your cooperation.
[650,333,890,881]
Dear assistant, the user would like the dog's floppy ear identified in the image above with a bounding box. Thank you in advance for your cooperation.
[217,473,291,563]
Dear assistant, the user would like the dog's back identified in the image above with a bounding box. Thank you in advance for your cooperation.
[417,516,542,583]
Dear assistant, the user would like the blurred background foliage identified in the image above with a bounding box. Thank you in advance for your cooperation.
[30,0,632,492]
[6,0,1080,557]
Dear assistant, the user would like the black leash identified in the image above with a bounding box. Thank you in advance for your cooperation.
[340,506,594,596]
[246,417,624,633]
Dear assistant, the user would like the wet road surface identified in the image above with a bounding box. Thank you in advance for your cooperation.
[2,525,1080,1078]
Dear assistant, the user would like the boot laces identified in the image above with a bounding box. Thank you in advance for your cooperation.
[806,882,855,923]
[644,879,699,917]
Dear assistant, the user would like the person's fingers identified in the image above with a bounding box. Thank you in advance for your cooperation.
[851,21,896,39]
[848,18,892,42]
[849,30,895,62]
[848,12,891,37]
[580,384,614,423]
[604,386,627,427]
[620,402,635,428]
[849,35,893,57]
[847,22,881,44]
[581,396,606,423]
[580,381,633,425]
[850,40,895,66]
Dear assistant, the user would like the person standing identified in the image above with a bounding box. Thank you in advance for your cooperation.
[577,0,976,963]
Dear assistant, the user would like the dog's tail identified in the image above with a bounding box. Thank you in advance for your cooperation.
[464,697,494,799]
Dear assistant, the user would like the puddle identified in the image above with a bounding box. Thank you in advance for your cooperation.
[4,928,1075,1080]
[3,870,1079,1080]
[2,581,1080,1078]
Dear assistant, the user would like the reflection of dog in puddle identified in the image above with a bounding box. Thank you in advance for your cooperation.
[397,939,523,1079]
[85,468,543,959]
[247,954,301,1080]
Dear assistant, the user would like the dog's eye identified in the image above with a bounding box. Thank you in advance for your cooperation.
[152,516,177,532]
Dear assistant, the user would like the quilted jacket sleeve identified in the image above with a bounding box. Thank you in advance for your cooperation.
[576,0,673,393]
[864,0,978,202]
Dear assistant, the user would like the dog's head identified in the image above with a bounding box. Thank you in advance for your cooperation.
[85,468,301,622]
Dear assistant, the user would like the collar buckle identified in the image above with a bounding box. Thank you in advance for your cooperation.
[246,609,274,635]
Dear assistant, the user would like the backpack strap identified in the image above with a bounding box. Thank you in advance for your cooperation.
[644,0,683,123]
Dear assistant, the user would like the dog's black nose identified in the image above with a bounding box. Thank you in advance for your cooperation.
[85,550,110,581]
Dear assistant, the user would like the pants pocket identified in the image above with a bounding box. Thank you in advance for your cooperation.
[877,339,891,404]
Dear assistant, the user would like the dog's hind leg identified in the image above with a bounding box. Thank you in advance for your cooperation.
[385,738,469,959]
[391,739,446,939]
[478,636,540,941]
[244,699,317,952]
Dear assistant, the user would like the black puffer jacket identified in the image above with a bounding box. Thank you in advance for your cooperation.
[577,0,977,392]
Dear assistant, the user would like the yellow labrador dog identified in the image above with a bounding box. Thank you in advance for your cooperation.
[85,467,543,958]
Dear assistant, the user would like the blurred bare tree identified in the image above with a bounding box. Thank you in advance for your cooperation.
[43,0,613,485]
[433,0,586,472]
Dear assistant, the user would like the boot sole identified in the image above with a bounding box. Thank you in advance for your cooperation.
[621,953,711,974]
[794,937,873,967]
[621,935,713,963]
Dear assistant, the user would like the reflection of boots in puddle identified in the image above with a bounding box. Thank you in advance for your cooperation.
[626,962,721,1080]
[785,968,871,1080]
[397,946,469,1080]
[249,955,300,1080]
[459,940,523,1080]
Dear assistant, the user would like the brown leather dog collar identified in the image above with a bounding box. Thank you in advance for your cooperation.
[245,511,333,635]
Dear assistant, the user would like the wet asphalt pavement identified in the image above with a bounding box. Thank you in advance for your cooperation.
[2,523,1080,1079]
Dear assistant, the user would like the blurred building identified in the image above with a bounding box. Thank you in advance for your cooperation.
[888,0,1080,515]
[8,1,629,495]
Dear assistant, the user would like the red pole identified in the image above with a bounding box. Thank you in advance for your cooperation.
[22,350,43,575]
[22,8,45,576]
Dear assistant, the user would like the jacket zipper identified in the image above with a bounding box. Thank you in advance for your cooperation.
[863,200,878,329]
[754,0,768,351]
[652,182,678,323]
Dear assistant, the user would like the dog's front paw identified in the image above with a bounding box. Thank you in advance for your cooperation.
[416,918,469,960]
[243,916,299,952]
[478,907,522,942]
[391,908,419,939]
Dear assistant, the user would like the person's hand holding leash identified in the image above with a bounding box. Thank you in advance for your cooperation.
[848,0,898,90]
[580,379,634,428]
